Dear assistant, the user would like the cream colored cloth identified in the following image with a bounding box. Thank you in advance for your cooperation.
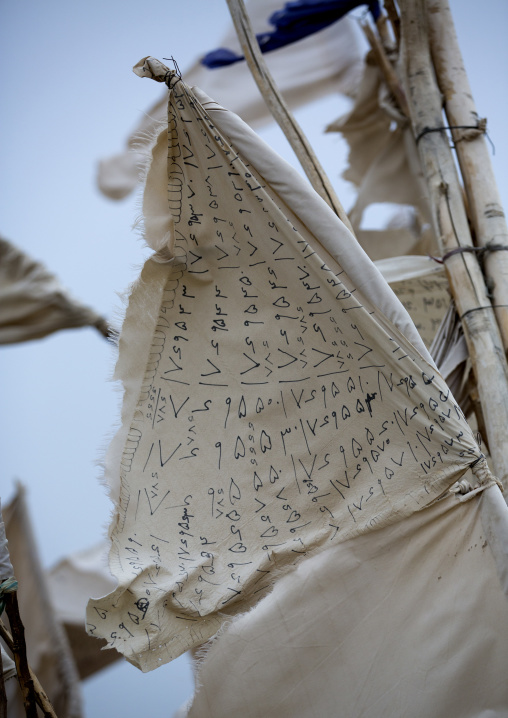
[87,61,483,673]
[0,237,108,343]
[47,543,118,679]
[97,0,363,200]
[376,255,450,349]
[187,487,508,718]
[47,253,452,679]
[327,61,437,259]
[4,486,83,718]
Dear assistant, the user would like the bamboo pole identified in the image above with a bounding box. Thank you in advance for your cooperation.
[0,615,58,718]
[426,0,508,353]
[225,0,354,233]
[399,0,508,486]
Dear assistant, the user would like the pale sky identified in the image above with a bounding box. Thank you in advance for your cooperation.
[1,1,507,716]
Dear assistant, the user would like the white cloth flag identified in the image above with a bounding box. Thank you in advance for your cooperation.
[97,0,363,200]
[87,59,492,674]
[0,237,108,344]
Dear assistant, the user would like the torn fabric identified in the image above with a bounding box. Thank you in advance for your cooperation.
[87,61,481,672]
[47,543,118,679]
[327,60,437,259]
[0,237,108,344]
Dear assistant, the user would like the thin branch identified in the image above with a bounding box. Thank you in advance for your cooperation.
[361,19,409,117]
[225,0,354,234]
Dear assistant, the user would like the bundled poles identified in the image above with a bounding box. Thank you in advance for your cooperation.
[397,0,508,485]
[358,0,508,484]
[426,0,508,353]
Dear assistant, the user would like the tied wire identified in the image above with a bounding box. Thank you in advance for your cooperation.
[429,244,508,315]
[415,120,495,154]
[431,243,508,266]
[162,56,183,85]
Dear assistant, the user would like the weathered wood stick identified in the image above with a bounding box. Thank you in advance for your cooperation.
[399,0,508,486]
[0,609,58,718]
[361,19,409,117]
[383,0,401,45]
[225,0,355,233]
[375,10,395,54]
[426,0,508,353]
[3,594,37,718]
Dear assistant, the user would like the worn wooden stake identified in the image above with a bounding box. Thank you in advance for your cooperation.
[383,0,400,45]
[375,9,396,56]
[225,0,354,233]
[0,615,58,718]
[3,594,37,718]
[426,0,508,353]
[360,19,409,117]
[399,0,508,486]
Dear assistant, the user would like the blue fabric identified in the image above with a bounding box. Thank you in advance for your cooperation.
[201,0,380,68]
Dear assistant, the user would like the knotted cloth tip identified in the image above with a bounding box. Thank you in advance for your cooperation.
[133,57,181,89]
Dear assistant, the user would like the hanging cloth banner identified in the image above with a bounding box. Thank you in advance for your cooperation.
[87,59,484,672]
[0,237,109,344]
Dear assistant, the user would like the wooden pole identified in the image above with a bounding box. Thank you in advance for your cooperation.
[383,0,401,45]
[399,0,508,487]
[360,19,409,117]
[0,615,58,718]
[426,0,508,353]
[3,594,37,718]
[225,0,355,233]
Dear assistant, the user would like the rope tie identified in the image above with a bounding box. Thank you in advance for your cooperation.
[0,576,18,615]
[452,456,504,500]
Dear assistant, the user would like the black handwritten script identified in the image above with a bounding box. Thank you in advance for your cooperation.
[87,76,480,671]
[389,273,450,349]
